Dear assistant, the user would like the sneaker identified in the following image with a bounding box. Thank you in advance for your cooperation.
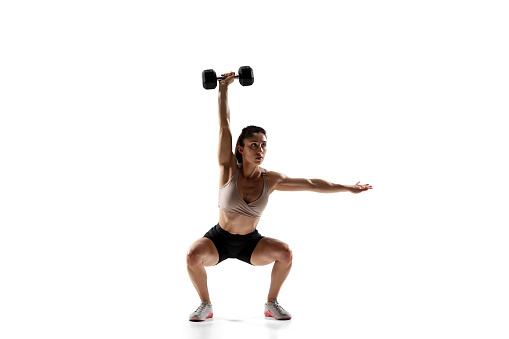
[189,301,213,322]
[264,298,292,320]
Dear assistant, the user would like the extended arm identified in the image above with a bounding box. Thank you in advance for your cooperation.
[273,172,372,194]
[218,75,231,126]
[218,72,235,166]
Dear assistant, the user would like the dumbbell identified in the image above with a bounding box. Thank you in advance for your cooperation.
[202,66,254,90]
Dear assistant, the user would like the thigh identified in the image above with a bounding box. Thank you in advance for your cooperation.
[187,237,220,267]
[250,237,291,266]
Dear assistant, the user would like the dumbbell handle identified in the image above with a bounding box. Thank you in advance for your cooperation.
[217,75,240,80]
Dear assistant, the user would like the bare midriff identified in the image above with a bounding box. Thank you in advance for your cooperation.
[218,209,260,235]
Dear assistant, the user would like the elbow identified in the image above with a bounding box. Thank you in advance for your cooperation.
[309,179,322,193]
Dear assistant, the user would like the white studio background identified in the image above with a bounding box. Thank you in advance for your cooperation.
[1,1,508,339]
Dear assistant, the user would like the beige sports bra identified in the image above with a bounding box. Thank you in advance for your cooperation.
[218,163,270,218]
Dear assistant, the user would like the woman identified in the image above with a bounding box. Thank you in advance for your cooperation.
[186,72,372,322]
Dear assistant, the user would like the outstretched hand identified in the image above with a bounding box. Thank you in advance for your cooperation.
[350,181,373,194]
[219,71,235,87]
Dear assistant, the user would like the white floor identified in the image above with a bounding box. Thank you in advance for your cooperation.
[185,315,294,339]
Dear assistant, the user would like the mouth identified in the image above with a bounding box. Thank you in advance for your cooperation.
[256,157,263,160]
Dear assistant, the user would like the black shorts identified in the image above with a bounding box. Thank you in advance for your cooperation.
[203,223,264,265]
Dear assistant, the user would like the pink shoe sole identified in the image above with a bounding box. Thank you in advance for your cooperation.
[189,311,213,322]
[264,310,291,320]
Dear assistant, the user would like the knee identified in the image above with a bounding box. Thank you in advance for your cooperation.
[278,244,293,264]
[186,248,204,267]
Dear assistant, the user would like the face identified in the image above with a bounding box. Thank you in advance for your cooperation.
[238,133,267,164]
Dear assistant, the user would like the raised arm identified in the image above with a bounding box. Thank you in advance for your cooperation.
[218,72,236,166]
[272,172,373,194]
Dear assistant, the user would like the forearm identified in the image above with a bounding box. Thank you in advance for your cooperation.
[218,85,230,127]
[311,179,351,193]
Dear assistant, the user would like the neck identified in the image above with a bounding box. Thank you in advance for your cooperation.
[240,161,261,179]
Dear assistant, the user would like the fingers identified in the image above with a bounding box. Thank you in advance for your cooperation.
[219,72,235,86]
[355,181,373,190]
[218,72,235,87]
[353,182,373,193]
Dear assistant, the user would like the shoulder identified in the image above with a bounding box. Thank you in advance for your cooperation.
[265,170,286,180]
[265,170,287,192]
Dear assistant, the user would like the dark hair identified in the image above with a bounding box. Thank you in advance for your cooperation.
[235,125,267,164]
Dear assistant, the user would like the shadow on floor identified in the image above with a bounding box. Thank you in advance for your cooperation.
[187,316,292,339]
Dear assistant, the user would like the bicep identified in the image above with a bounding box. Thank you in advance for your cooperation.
[274,173,315,192]
[218,126,234,166]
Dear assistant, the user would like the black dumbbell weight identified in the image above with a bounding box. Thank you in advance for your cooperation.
[202,66,254,89]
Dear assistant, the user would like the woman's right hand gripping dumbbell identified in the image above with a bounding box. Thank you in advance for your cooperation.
[219,72,235,89]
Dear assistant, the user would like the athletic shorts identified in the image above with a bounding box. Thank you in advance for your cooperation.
[203,223,264,265]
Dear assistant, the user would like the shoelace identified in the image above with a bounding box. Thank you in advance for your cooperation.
[270,299,285,312]
[195,302,209,313]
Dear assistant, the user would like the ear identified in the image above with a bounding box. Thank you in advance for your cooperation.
[237,145,243,155]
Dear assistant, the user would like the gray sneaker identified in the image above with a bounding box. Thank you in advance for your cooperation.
[189,301,213,322]
[264,298,292,320]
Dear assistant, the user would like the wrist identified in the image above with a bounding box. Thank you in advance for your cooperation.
[346,185,354,193]
[335,184,352,193]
